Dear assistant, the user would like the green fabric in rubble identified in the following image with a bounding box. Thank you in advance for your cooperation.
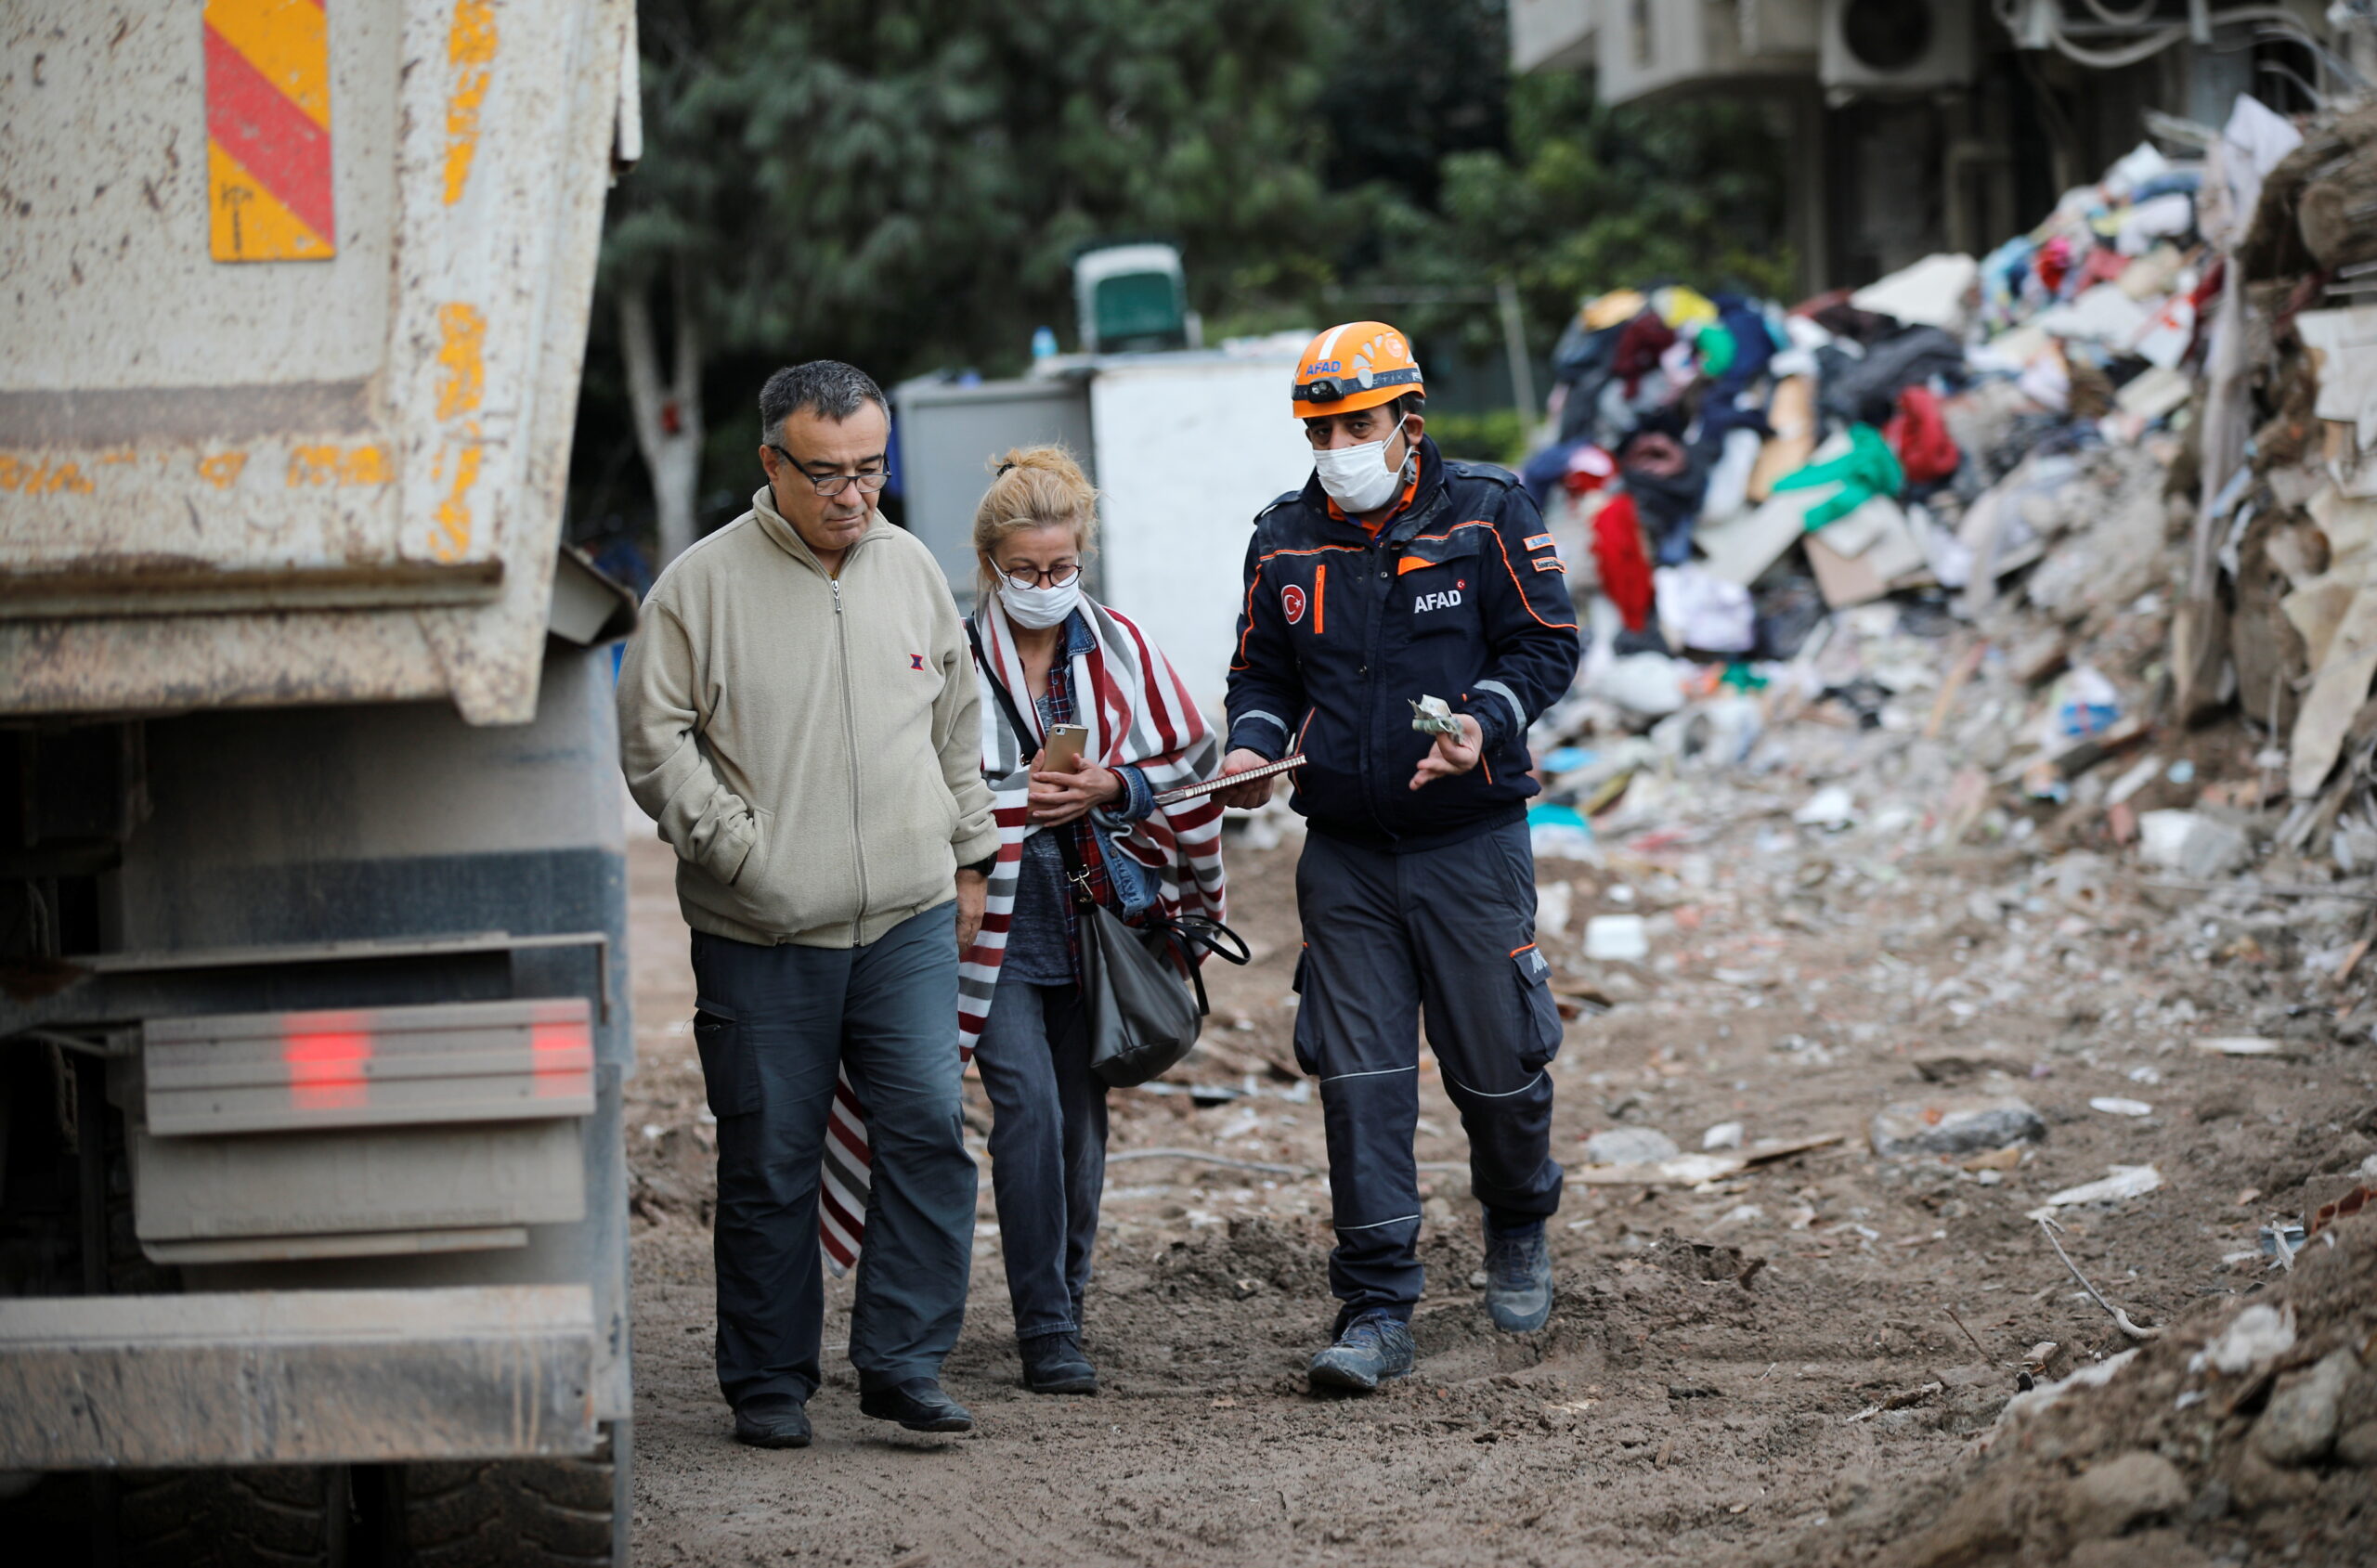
[1772,423,1904,531]
[1694,321,1736,379]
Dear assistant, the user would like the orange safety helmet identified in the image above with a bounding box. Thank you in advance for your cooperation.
[1291,321,1425,421]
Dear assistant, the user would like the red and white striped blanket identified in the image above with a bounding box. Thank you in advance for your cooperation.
[818,596,1227,1270]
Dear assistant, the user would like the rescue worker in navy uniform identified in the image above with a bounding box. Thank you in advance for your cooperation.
[1215,322,1581,1392]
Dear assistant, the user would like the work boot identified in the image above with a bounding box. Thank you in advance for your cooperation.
[1020,1332,1098,1394]
[732,1395,812,1448]
[1306,1311,1415,1393]
[1483,1219,1553,1333]
[859,1377,974,1433]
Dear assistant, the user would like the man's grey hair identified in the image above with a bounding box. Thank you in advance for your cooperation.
[758,361,888,442]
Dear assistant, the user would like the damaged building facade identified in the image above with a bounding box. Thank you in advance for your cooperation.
[1510,0,2375,293]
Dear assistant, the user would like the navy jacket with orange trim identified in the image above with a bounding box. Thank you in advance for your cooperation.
[1225,436,1581,852]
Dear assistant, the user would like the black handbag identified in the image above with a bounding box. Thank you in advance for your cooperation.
[1059,835,1249,1087]
[965,619,1250,1087]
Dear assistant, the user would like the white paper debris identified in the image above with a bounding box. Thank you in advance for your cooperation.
[2194,1036,2285,1056]
[1793,785,1858,829]
[2042,1164,2163,1209]
[1584,914,1649,962]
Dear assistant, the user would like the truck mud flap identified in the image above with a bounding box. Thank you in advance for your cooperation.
[0,1284,599,1470]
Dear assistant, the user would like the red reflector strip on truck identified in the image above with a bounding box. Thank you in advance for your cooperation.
[530,1011,594,1099]
[149,997,595,1136]
[282,1012,371,1110]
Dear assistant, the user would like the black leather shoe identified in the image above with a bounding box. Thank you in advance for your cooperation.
[1020,1332,1098,1394]
[733,1395,812,1448]
[859,1378,974,1432]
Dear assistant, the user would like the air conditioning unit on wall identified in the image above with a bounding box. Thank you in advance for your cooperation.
[1820,0,1976,94]
[1597,0,1820,106]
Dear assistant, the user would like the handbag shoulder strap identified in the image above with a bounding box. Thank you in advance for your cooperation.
[968,616,1101,904]
[965,616,1037,754]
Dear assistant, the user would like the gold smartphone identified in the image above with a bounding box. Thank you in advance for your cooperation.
[1041,723,1088,774]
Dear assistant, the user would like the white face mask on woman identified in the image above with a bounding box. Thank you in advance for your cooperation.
[1313,416,1412,514]
[999,576,1082,630]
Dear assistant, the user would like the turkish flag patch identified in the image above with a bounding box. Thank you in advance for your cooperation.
[1282,584,1307,625]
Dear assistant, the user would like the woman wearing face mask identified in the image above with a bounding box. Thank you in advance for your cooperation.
[957,446,1227,1394]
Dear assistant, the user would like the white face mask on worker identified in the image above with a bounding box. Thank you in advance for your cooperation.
[999,577,1081,630]
[1314,420,1411,513]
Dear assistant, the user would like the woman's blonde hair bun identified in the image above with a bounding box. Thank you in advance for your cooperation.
[972,445,1098,594]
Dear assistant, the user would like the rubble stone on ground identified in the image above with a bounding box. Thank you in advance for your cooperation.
[2062,1449,2189,1540]
[1580,1127,1680,1165]
[1870,1096,2046,1159]
[2250,1348,2361,1466]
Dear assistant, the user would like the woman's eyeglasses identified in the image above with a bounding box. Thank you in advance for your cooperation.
[999,564,1081,591]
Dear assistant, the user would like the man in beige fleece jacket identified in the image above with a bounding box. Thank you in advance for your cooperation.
[617,361,998,1448]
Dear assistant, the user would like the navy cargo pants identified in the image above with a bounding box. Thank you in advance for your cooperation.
[1292,817,1565,1317]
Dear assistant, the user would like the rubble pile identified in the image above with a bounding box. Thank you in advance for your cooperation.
[1492,85,2377,1568]
[1761,1205,2377,1568]
[1521,92,2377,968]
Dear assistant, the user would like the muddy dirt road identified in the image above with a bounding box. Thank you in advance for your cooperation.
[621,722,2377,1567]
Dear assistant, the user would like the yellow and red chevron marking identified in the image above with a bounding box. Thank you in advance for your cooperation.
[204,0,335,262]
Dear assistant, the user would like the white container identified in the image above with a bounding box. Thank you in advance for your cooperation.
[1090,351,1318,714]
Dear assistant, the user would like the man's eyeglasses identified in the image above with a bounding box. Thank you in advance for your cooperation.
[999,564,1081,591]
[768,445,891,497]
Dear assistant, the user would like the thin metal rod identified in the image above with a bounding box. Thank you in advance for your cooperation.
[1107,1148,1314,1178]
[2035,1216,2161,1341]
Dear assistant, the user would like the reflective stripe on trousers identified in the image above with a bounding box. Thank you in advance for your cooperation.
[1290,818,1564,1314]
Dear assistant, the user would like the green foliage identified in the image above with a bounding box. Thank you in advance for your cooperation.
[579,1,1796,542]
[1424,409,1530,468]
[1316,0,1510,211]
[610,0,1333,382]
[1339,71,1798,369]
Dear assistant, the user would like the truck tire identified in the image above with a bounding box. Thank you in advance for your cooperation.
[119,1464,353,1568]
[392,1424,624,1568]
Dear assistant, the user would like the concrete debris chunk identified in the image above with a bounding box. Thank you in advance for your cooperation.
[1981,1350,2140,1454]
[2192,1304,2297,1376]
[2137,810,2252,878]
[1581,1128,1680,1166]
[2252,1349,2362,1467]
[1871,1096,2046,1159]
[2062,1450,2189,1541]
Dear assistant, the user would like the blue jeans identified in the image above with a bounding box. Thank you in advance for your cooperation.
[689,903,976,1407]
[973,978,1105,1341]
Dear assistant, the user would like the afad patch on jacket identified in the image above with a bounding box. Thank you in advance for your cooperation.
[1413,587,1465,615]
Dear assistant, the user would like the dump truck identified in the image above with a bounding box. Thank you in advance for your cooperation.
[1,2,643,1562]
